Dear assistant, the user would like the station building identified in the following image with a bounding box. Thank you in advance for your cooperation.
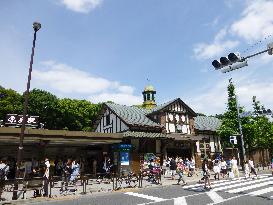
[93,85,222,169]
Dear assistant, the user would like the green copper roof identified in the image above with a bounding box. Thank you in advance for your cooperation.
[194,116,222,131]
[105,103,162,129]
[144,85,156,92]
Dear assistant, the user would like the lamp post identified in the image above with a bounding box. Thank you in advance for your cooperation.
[12,22,41,200]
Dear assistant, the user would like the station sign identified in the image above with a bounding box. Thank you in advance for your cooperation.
[4,114,39,127]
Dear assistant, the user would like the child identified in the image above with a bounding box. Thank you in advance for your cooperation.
[244,160,250,179]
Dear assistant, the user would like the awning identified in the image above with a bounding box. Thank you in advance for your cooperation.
[0,127,123,145]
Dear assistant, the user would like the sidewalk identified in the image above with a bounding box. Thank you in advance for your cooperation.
[1,167,271,204]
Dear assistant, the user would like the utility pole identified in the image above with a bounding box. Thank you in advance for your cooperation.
[235,95,246,165]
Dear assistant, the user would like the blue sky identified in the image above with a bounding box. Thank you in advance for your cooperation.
[1,0,273,115]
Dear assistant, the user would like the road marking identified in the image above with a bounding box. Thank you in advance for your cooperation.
[212,177,272,192]
[248,186,273,196]
[206,191,224,203]
[125,192,165,202]
[228,180,273,193]
[187,175,269,190]
[173,196,187,205]
[136,192,206,205]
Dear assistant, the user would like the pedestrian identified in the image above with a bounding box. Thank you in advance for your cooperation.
[188,158,194,177]
[0,158,9,201]
[170,157,177,180]
[244,160,250,179]
[177,159,187,185]
[43,158,50,197]
[271,157,273,176]
[70,160,80,183]
[213,159,220,180]
[60,159,72,194]
[231,156,239,179]
[248,158,257,178]
[220,158,227,178]
[24,158,33,179]
[202,159,211,189]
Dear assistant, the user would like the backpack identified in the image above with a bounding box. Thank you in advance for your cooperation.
[0,165,8,180]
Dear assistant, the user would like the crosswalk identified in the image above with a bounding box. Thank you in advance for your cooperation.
[124,174,273,205]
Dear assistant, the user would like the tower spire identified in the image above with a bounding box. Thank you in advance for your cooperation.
[142,84,156,109]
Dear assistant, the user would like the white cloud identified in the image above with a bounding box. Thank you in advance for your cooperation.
[89,93,142,105]
[59,0,103,13]
[194,0,273,60]
[32,61,142,105]
[231,0,273,42]
[188,69,273,115]
[194,28,239,59]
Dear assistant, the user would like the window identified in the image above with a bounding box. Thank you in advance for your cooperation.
[147,93,150,101]
[106,114,111,125]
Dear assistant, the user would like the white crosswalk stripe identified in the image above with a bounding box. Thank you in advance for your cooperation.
[184,174,269,190]
[125,174,273,205]
[173,196,187,205]
[248,187,273,196]
[212,177,272,192]
[125,192,165,202]
[228,180,273,193]
[206,191,224,203]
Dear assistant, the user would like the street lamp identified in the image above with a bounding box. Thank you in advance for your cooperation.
[12,22,41,200]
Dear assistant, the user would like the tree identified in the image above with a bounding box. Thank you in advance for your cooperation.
[243,96,273,157]
[217,79,244,149]
[28,89,59,129]
[0,87,23,121]
[57,98,102,131]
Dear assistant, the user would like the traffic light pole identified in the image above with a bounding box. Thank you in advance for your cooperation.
[241,47,273,61]
[235,95,246,166]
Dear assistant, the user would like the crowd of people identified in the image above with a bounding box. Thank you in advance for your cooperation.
[162,157,196,185]
[0,154,272,200]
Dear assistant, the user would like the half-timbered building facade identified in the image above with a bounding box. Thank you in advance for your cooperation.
[93,85,222,168]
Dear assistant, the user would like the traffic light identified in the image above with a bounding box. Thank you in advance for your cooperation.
[220,56,231,66]
[212,60,222,70]
[228,52,241,63]
[221,60,248,73]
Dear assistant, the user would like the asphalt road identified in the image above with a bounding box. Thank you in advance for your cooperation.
[29,173,273,205]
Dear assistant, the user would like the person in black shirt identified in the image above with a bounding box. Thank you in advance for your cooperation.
[169,157,177,180]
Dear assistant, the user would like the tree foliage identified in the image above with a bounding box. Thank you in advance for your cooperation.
[217,79,243,148]
[0,87,102,131]
[0,87,23,121]
[217,79,273,156]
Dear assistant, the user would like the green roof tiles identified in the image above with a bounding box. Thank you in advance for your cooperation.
[105,103,162,129]
[194,116,222,131]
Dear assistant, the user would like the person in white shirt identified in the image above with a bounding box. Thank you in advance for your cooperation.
[0,158,9,200]
[220,158,227,178]
[231,156,239,179]
[244,160,250,179]
[248,159,257,177]
[43,158,50,197]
